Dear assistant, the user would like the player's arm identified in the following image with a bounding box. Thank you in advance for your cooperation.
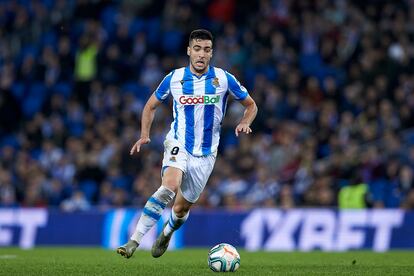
[225,70,258,137]
[130,94,162,155]
[131,71,173,154]
[235,95,258,137]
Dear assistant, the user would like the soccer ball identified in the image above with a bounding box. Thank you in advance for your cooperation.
[208,243,240,272]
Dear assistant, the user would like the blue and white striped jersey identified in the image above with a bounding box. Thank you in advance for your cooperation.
[154,66,249,156]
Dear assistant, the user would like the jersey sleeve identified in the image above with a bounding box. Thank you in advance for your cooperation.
[154,70,174,101]
[225,71,249,101]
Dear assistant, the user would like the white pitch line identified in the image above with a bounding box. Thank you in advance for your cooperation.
[0,255,17,259]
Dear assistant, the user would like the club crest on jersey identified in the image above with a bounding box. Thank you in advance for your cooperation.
[212,77,220,87]
[179,95,220,105]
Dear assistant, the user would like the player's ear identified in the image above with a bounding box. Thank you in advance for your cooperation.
[187,46,190,56]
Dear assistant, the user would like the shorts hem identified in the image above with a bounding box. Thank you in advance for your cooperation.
[162,164,186,175]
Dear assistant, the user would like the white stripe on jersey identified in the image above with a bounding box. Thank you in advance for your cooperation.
[211,68,228,150]
[192,78,206,153]
[170,68,185,141]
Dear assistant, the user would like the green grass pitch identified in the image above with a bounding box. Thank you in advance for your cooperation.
[1,248,413,275]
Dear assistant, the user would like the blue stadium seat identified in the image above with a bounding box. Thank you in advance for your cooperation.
[69,22,85,42]
[67,121,84,137]
[30,147,42,161]
[300,53,322,76]
[22,96,44,118]
[122,82,140,95]
[17,0,31,7]
[11,82,26,100]
[243,67,258,89]
[41,31,58,49]
[80,180,98,201]
[260,65,277,81]
[42,0,56,9]
[111,175,132,190]
[17,45,39,66]
[136,84,151,101]
[53,82,73,99]
[403,129,414,145]
[146,17,161,46]
[122,82,150,100]
[101,6,118,36]
[162,30,183,54]
[30,82,48,97]
[0,134,20,149]
[129,19,146,37]
[21,45,38,58]
[22,83,48,118]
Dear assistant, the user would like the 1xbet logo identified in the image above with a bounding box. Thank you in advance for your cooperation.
[179,95,220,105]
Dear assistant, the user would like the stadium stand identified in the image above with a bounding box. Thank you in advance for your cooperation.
[0,0,413,210]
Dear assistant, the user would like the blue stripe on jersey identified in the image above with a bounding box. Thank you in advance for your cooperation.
[173,101,178,139]
[225,71,248,100]
[183,67,195,154]
[221,92,229,121]
[154,70,174,101]
[201,67,216,155]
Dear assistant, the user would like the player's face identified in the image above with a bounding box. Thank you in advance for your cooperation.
[187,39,213,75]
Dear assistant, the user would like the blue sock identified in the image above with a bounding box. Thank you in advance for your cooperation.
[163,209,189,236]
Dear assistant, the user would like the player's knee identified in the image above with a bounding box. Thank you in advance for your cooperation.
[162,176,180,192]
[173,204,190,217]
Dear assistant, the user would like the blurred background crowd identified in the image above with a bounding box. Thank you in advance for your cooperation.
[1,0,414,211]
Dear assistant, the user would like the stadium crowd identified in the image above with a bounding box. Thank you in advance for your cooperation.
[1,0,414,211]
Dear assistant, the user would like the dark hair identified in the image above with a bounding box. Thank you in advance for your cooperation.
[189,29,213,44]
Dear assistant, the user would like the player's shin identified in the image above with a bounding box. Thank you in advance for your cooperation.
[163,209,189,236]
[130,186,175,243]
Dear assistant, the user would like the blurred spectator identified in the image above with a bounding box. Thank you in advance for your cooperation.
[244,167,279,208]
[338,175,369,209]
[279,185,295,209]
[0,167,17,207]
[61,190,91,212]
[401,190,414,210]
[74,34,99,107]
[1,0,414,210]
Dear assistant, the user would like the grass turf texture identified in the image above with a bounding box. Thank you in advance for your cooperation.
[1,248,413,275]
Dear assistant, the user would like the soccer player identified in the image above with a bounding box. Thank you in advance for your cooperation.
[117,29,257,258]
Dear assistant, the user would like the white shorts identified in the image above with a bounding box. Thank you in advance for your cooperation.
[161,139,216,203]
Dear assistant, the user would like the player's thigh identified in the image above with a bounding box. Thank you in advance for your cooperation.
[162,167,183,192]
[180,154,216,203]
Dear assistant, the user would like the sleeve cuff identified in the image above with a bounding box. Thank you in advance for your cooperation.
[236,93,248,101]
[154,92,164,101]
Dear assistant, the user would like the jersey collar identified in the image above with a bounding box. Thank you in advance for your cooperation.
[186,65,213,79]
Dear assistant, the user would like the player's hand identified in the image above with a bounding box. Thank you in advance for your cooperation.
[130,137,151,155]
[235,123,252,137]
